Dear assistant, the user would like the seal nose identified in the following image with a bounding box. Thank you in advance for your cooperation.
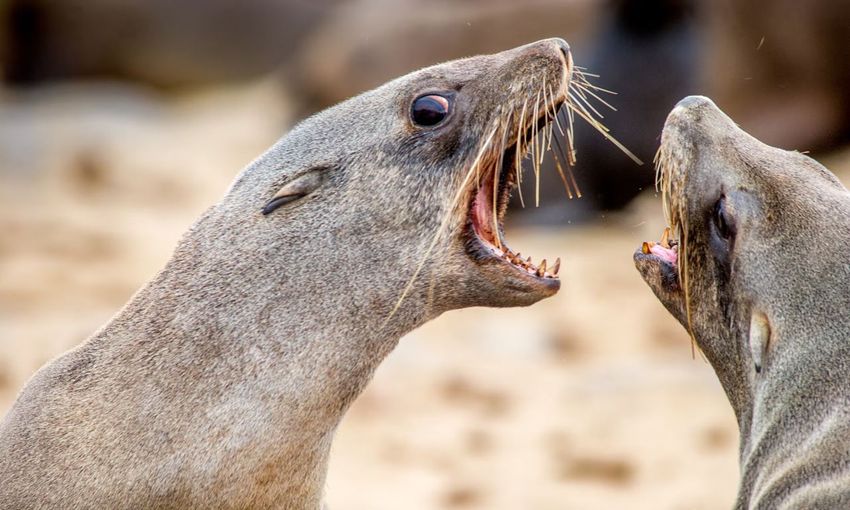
[674,95,715,112]
[549,37,571,59]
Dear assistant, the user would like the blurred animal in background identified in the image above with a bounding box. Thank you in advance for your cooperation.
[2,0,848,215]
[511,0,698,224]
[704,0,850,152]
[0,0,342,88]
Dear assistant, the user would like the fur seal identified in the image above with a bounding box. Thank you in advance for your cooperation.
[0,39,571,508]
[635,96,850,508]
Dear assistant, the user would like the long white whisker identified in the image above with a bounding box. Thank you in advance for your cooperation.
[570,89,605,120]
[574,82,618,111]
[568,103,643,165]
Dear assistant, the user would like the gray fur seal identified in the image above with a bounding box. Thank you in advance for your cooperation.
[635,96,850,508]
[0,39,571,508]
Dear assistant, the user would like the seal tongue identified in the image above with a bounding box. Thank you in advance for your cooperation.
[650,244,678,265]
[641,227,678,265]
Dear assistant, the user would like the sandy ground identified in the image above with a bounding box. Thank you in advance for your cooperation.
[2,80,848,508]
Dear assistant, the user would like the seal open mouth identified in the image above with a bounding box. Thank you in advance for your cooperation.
[636,227,680,291]
[465,101,566,282]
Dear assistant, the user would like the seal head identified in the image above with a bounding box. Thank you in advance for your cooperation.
[226,38,571,316]
[635,96,850,508]
[0,39,574,509]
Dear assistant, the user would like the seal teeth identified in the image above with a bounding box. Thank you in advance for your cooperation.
[537,259,547,277]
[641,242,652,255]
[488,244,560,279]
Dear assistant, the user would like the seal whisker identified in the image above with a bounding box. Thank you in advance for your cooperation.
[548,84,566,136]
[570,88,605,120]
[492,112,512,248]
[552,126,581,198]
[569,92,608,130]
[514,100,528,208]
[532,88,542,207]
[567,102,643,165]
[573,81,618,112]
[573,67,600,78]
[573,74,618,95]
[563,104,577,166]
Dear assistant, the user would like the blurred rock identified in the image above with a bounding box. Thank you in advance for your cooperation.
[288,0,598,114]
[1,0,341,88]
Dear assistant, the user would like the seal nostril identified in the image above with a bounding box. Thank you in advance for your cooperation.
[552,38,570,59]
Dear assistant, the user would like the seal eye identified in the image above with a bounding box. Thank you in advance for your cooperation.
[713,196,735,240]
[411,94,451,127]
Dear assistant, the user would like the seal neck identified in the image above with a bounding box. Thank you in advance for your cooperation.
[736,316,850,505]
[95,205,435,501]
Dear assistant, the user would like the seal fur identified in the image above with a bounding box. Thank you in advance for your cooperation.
[635,96,850,509]
[0,39,572,509]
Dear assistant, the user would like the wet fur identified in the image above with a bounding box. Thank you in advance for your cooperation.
[636,96,850,509]
[0,40,568,509]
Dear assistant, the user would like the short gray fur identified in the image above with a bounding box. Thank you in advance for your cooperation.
[0,40,569,509]
[636,96,850,509]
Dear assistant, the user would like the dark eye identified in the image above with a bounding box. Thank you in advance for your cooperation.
[713,196,735,240]
[411,94,451,127]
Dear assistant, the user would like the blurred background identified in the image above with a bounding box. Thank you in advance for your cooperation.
[1,0,849,508]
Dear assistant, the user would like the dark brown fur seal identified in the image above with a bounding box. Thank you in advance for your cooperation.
[0,39,572,508]
[636,96,850,509]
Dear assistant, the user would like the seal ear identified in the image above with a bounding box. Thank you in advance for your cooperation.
[262,167,328,215]
[749,311,771,373]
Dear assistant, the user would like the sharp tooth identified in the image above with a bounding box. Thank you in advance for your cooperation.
[538,259,547,275]
[553,257,561,275]
[526,256,532,265]
[641,242,652,255]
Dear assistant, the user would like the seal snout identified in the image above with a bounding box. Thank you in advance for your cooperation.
[548,37,571,60]
[636,227,680,290]
[665,95,739,142]
[675,95,715,111]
